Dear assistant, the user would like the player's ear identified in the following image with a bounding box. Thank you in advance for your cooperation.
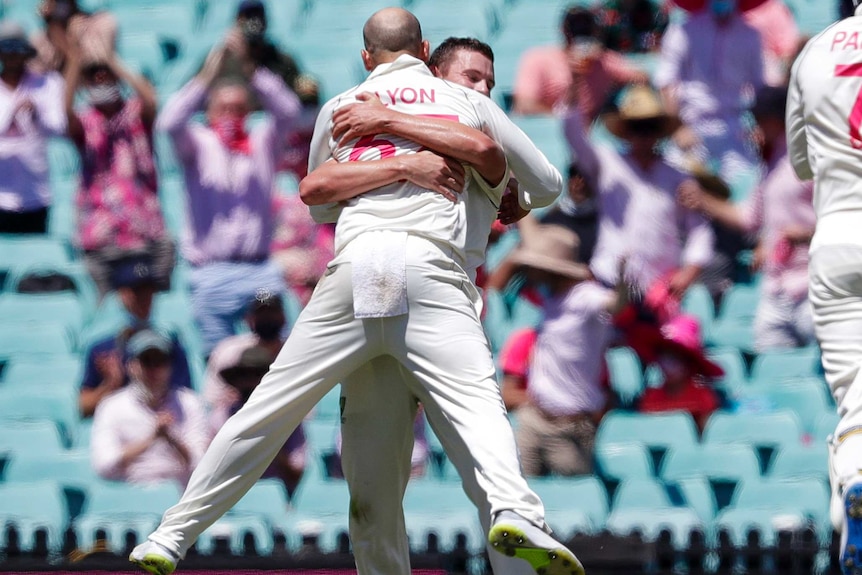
[361,49,374,71]
[420,40,430,63]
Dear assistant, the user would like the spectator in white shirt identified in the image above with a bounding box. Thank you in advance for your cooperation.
[0,22,66,233]
[91,330,210,488]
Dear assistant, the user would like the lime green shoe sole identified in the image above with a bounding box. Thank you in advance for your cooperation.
[129,553,176,575]
[488,523,584,575]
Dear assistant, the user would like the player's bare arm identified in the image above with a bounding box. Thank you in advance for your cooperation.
[299,151,466,205]
[332,92,507,186]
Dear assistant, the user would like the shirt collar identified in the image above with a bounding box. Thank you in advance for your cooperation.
[365,54,432,81]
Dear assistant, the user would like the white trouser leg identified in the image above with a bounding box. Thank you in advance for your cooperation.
[809,245,862,489]
[391,262,546,528]
[340,357,417,575]
[148,264,381,558]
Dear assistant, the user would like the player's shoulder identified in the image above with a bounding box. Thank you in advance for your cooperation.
[798,17,854,62]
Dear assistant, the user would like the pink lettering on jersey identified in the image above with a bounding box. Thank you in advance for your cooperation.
[833,32,847,51]
[401,87,417,104]
[832,31,862,51]
[386,89,400,104]
[349,134,397,161]
[419,88,435,103]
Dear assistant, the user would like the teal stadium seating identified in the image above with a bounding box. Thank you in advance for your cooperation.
[596,411,700,456]
[768,444,828,480]
[0,481,68,554]
[660,443,761,483]
[605,346,644,406]
[606,507,703,548]
[715,507,806,547]
[403,480,485,553]
[702,409,804,453]
[595,442,654,482]
[286,479,350,552]
[530,476,609,537]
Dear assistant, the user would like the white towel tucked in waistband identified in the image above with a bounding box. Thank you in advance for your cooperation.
[352,231,408,318]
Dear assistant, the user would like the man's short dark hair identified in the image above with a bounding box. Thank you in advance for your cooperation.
[429,37,495,70]
[562,6,598,42]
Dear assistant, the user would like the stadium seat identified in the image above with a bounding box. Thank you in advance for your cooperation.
[0,236,71,277]
[73,481,181,553]
[47,138,80,179]
[0,481,68,554]
[511,115,569,171]
[706,347,748,394]
[749,346,822,385]
[312,385,342,421]
[0,420,66,461]
[403,480,485,553]
[702,410,804,453]
[606,507,703,548]
[594,442,653,482]
[287,479,351,553]
[767,443,828,480]
[660,443,761,484]
[812,412,840,443]
[749,379,833,434]
[717,283,759,321]
[0,388,79,446]
[0,292,87,336]
[196,479,289,555]
[682,283,715,334]
[410,0,497,47]
[731,478,829,536]
[714,507,807,547]
[596,411,699,456]
[483,288,541,354]
[0,322,75,361]
[3,450,97,488]
[674,477,717,523]
[606,346,644,406]
[706,317,755,353]
[530,476,609,536]
[1,356,85,391]
[613,478,672,510]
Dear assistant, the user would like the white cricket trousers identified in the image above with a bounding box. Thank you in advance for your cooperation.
[340,358,538,575]
[809,244,862,487]
[147,236,545,558]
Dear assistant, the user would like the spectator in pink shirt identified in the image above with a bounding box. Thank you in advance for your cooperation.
[655,0,764,185]
[498,327,537,412]
[30,0,117,75]
[90,330,210,488]
[64,33,174,297]
[563,84,715,300]
[679,85,816,351]
[512,6,648,119]
[742,0,801,86]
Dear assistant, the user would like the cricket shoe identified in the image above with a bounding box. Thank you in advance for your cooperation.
[841,477,862,575]
[488,511,584,575]
[129,540,178,575]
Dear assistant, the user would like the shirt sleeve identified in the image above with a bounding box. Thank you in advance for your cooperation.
[561,106,601,185]
[499,328,537,378]
[250,67,301,159]
[155,77,208,164]
[89,400,126,480]
[307,98,345,224]
[471,93,563,209]
[654,23,686,89]
[680,202,716,269]
[33,72,67,136]
[786,55,813,180]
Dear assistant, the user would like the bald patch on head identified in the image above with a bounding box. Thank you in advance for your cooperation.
[363,7,423,55]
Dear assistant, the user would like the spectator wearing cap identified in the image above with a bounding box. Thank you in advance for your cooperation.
[679,85,816,351]
[638,314,722,432]
[487,225,629,476]
[63,28,174,298]
[0,22,65,234]
[158,27,300,355]
[203,292,287,430]
[29,0,117,75]
[217,345,307,496]
[91,330,210,487]
[79,257,192,418]
[654,0,764,185]
[512,6,648,120]
[564,84,715,301]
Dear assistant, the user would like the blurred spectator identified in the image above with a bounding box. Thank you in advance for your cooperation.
[91,330,209,487]
[498,327,538,412]
[563,84,714,301]
[487,225,627,476]
[222,0,301,93]
[218,345,306,496]
[0,22,65,234]
[203,292,287,430]
[638,314,722,432]
[512,6,648,119]
[157,34,300,355]
[840,0,856,19]
[278,73,321,180]
[688,168,753,305]
[655,0,764,184]
[30,0,117,74]
[599,0,670,53]
[79,257,192,418]
[63,33,174,298]
[270,193,334,306]
[742,0,801,86]
[679,85,815,351]
[536,162,599,265]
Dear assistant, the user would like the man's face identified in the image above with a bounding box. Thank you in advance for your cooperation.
[436,49,495,98]
[0,52,28,74]
[132,350,172,393]
[207,85,251,125]
[118,283,156,320]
